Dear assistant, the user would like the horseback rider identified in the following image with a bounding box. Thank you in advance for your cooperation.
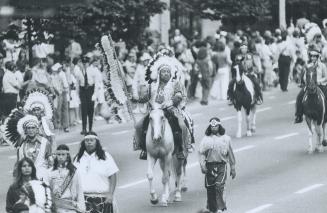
[294,44,327,123]
[227,41,263,105]
[134,51,191,160]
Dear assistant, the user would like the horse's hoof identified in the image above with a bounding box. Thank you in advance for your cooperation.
[322,140,327,147]
[160,200,168,207]
[174,196,182,202]
[236,133,242,138]
[150,198,159,205]
[251,128,256,133]
[307,148,314,154]
[246,131,252,137]
[181,186,188,192]
[150,193,158,205]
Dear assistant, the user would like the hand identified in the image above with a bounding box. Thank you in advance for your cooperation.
[200,165,207,174]
[105,194,114,204]
[92,94,96,101]
[132,94,139,101]
[230,168,236,179]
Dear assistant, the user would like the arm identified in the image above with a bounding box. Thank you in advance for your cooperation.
[106,173,117,204]
[75,171,86,212]
[198,137,209,174]
[227,139,236,179]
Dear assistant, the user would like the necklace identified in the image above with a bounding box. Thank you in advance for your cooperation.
[23,141,39,161]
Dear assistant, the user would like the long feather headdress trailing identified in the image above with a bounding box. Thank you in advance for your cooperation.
[98,34,135,124]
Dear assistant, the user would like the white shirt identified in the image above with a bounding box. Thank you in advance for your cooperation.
[2,70,20,94]
[74,64,97,87]
[74,151,119,194]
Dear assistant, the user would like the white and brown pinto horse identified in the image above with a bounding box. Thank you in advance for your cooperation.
[231,65,257,138]
[302,70,327,153]
[146,103,188,206]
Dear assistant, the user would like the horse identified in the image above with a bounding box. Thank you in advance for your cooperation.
[146,104,188,206]
[231,65,257,138]
[301,71,327,153]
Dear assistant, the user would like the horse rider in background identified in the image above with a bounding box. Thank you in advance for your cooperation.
[133,49,191,160]
[227,41,263,105]
[294,44,327,123]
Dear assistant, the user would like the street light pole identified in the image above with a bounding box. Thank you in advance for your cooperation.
[279,0,286,29]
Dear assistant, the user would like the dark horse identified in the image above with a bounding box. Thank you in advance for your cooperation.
[301,70,327,153]
[230,65,257,138]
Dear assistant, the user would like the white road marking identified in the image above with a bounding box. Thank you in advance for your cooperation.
[287,100,296,105]
[118,179,147,189]
[8,155,16,159]
[257,107,272,113]
[112,130,131,135]
[234,145,255,153]
[245,204,273,213]
[274,132,299,140]
[295,184,324,194]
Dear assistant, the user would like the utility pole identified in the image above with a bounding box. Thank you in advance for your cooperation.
[279,0,286,30]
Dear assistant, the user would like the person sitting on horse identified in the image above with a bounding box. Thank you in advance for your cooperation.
[295,44,327,123]
[227,41,263,105]
[133,53,188,160]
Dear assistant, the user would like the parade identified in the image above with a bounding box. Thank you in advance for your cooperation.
[1,0,327,213]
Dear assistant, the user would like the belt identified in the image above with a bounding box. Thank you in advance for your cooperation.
[206,161,226,165]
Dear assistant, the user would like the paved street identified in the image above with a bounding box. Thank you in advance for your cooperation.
[1,83,327,213]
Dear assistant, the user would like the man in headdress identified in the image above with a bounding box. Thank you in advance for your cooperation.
[23,90,55,151]
[15,115,52,180]
[227,41,263,105]
[294,44,327,123]
[133,51,190,160]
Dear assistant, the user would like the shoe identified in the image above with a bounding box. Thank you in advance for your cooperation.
[200,101,208,105]
[139,150,147,160]
[80,130,87,135]
[88,130,95,135]
[63,128,69,133]
[294,116,303,124]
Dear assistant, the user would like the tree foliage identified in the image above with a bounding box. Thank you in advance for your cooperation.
[9,0,166,56]
[175,0,271,20]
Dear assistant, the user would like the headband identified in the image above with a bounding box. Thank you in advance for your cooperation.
[84,135,98,140]
[55,150,69,154]
[209,119,221,127]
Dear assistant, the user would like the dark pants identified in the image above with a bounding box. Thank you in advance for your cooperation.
[2,93,17,117]
[200,78,212,104]
[79,86,95,132]
[188,70,199,98]
[205,162,228,212]
[278,55,292,91]
[138,108,183,153]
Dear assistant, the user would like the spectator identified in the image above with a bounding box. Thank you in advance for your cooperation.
[74,54,97,135]
[0,53,5,123]
[51,63,69,132]
[3,30,20,63]
[65,38,83,61]
[31,57,54,95]
[211,41,232,100]
[123,51,137,95]
[195,45,215,105]
[2,61,20,116]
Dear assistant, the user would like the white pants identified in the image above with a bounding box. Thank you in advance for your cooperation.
[210,67,229,100]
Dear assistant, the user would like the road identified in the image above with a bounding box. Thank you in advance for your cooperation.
[1,83,327,213]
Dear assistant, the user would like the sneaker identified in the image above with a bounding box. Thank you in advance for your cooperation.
[63,128,69,133]
[76,120,82,124]
[139,150,147,160]
[80,130,87,135]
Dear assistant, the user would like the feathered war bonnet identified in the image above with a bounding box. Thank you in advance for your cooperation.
[4,109,39,148]
[23,89,53,120]
[145,48,181,84]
